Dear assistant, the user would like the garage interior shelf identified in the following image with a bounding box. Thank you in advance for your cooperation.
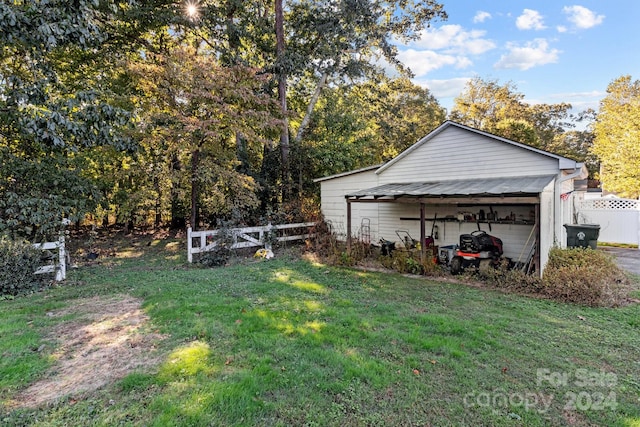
[399,217,535,225]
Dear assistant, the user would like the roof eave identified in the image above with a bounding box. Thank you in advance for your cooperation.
[313,163,384,183]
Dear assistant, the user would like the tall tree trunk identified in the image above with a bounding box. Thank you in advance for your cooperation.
[154,175,162,230]
[294,72,328,144]
[170,153,185,230]
[275,0,289,200]
[190,148,200,230]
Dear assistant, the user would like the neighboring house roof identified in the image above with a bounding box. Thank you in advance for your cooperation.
[313,164,383,183]
[346,175,556,199]
[376,120,582,175]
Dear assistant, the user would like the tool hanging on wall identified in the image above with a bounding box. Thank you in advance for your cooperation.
[431,213,438,240]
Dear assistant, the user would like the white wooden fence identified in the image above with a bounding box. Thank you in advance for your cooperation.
[187,222,315,263]
[33,234,66,281]
[576,197,640,248]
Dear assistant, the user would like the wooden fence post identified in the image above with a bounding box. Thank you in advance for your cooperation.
[56,233,66,281]
[265,223,274,250]
[187,227,193,263]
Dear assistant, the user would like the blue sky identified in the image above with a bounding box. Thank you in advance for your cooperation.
[395,1,640,115]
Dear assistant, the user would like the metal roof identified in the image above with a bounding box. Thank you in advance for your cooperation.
[346,175,556,199]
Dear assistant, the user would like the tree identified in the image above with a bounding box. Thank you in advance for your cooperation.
[129,45,281,229]
[0,1,135,239]
[450,77,594,169]
[285,0,447,180]
[187,0,447,207]
[592,75,640,198]
[290,76,445,195]
[450,77,528,132]
[356,77,446,160]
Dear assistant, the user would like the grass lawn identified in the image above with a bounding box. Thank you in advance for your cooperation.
[1,237,639,426]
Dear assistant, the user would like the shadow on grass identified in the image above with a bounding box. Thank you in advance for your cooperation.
[3,247,640,426]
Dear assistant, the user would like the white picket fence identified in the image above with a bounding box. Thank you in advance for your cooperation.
[576,197,640,248]
[33,234,66,281]
[187,222,315,263]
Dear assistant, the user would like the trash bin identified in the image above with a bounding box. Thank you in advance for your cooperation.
[563,224,600,249]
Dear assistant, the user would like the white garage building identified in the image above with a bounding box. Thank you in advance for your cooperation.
[315,121,588,275]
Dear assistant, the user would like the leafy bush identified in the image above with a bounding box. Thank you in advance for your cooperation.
[304,221,343,260]
[379,249,440,275]
[194,227,234,268]
[0,237,49,297]
[541,247,629,307]
[478,261,543,293]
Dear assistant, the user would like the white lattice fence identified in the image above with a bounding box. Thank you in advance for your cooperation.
[576,198,640,247]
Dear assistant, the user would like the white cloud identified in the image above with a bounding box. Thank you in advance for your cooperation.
[411,24,496,55]
[473,11,491,23]
[417,77,471,98]
[562,5,605,29]
[548,90,605,101]
[398,49,471,76]
[494,39,560,70]
[516,9,546,30]
[556,25,568,33]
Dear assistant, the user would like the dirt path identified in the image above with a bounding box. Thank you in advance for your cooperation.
[11,295,166,409]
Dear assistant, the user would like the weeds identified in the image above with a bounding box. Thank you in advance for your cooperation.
[542,247,630,307]
[379,249,440,275]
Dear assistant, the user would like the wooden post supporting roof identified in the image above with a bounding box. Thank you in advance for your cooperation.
[534,203,540,274]
[346,198,352,253]
[420,203,426,260]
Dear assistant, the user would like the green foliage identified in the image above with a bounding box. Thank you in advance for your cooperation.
[592,75,640,197]
[291,76,445,193]
[0,1,141,236]
[286,0,447,80]
[128,44,281,227]
[542,247,630,307]
[194,226,235,268]
[379,249,439,275]
[0,237,48,297]
[0,150,99,239]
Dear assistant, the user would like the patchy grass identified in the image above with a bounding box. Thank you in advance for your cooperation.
[1,237,639,426]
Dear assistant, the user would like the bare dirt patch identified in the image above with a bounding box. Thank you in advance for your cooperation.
[11,295,166,409]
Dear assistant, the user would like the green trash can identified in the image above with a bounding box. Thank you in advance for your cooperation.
[563,224,600,249]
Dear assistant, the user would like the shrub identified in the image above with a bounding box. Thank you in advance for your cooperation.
[542,247,629,307]
[194,227,234,268]
[379,249,440,276]
[478,261,543,293]
[304,221,343,259]
[0,237,49,297]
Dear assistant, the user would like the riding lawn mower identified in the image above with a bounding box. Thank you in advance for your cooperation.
[443,229,504,275]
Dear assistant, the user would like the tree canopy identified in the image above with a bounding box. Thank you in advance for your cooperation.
[450,76,597,177]
[9,2,634,238]
[0,0,450,237]
[592,75,640,198]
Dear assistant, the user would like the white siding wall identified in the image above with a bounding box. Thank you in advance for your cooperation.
[319,170,380,241]
[377,203,537,262]
[378,126,559,183]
